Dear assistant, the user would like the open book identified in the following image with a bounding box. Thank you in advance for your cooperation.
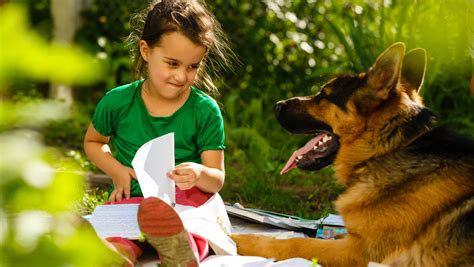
[225,203,344,236]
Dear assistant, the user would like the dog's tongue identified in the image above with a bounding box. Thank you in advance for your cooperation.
[280,134,326,175]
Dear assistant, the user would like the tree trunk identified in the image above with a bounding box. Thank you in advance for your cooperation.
[49,0,91,106]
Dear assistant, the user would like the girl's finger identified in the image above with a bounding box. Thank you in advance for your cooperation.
[115,188,123,202]
[123,182,131,200]
[109,191,116,202]
[171,173,190,183]
[130,169,137,179]
[124,187,130,200]
[175,162,191,169]
[175,181,192,190]
[175,167,191,176]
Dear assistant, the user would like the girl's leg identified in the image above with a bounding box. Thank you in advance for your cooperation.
[189,232,209,262]
[105,237,143,266]
[175,187,212,207]
[103,197,145,266]
[138,197,208,266]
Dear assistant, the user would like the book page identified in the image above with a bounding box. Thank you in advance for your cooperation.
[132,132,175,205]
[201,255,317,267]
[89,204,140,239]
[225,204,345,230]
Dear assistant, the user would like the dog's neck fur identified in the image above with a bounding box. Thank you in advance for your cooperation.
[335,93,436,186]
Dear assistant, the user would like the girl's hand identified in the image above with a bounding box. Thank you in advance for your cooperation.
[109,166,137,203]
[167,162,203,190]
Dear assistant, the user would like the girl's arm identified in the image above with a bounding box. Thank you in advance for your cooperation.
[168,150,225,194]
[83,123,136,202]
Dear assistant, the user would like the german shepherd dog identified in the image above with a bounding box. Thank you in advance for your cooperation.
[231,43,474,266]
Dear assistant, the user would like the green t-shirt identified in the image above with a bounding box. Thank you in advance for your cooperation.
[92,80,225,197]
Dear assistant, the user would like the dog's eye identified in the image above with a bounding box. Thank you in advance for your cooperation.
[314,90,327,103]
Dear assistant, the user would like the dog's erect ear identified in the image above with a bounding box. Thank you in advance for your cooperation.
[366,42,405,99]
[354,43,405,115]
[401,48,426,94]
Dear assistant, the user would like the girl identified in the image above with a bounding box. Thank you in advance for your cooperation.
[83,0,235,266]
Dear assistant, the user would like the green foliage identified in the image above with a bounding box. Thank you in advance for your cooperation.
[77,188,109,216]
[0,6,103,86]
[22,0,474,220]
[75,0,147,89]
[322,0,474,137]
[0,4,120,266]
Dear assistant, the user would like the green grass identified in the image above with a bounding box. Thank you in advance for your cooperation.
[76,186,109,215]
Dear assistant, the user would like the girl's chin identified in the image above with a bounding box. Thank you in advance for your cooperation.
[162,90,189,100]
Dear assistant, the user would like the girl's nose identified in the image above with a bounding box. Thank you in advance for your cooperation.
[173,68,187,83]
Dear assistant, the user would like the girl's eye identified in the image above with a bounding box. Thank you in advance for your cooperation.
[189,65,199,69]
[166,61,178,66]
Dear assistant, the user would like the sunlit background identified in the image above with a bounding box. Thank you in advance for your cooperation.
[1,0,472,265]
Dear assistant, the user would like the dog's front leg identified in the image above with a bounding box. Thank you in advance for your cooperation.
[231,234,365,267]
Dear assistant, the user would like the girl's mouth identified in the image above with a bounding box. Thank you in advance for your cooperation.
[169,82,185,87]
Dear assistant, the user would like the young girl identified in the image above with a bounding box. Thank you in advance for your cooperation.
[83,0,235,265]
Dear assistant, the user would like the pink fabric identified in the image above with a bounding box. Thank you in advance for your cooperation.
[104,187,211,262]
[105,236,143,260]
[189,232,209,261]
[104,197,144,205]
[175,187,212,207]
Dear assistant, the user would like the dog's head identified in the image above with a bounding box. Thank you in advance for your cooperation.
[277,42,427,174]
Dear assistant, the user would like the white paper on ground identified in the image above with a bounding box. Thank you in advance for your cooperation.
[89,204,140,239]
[230,217,306,239]
[132,132,175,205]
[319,214,345,226]
[200,255,317,267]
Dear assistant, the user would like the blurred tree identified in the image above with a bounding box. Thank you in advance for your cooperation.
[0,4,121,266]
[49,0,90,106]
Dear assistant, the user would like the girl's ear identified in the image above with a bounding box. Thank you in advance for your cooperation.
[139,40,150,62]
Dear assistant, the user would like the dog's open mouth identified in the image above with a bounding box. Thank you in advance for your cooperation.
[280,132,339,174]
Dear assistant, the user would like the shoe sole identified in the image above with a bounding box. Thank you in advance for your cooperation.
[138,197,199,267]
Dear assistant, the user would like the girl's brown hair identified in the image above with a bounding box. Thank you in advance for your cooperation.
[127,0,235,96]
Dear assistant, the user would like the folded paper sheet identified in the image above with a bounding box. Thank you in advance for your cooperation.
[132,132,175,205]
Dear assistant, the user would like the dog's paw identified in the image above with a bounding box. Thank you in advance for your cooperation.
[230,234,273,256]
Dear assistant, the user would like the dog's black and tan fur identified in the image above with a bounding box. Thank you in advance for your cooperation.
[232,43,474,266]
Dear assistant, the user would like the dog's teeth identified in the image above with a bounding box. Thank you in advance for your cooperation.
[297,155,303,160]
[323,136,330,143]
[313,146,327,152]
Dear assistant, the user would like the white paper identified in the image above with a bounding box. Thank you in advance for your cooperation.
[176,194,236,255]
[230,217,306,239]
[89,204,140,239]
[318,214,345,226]
[132,132,175,205]
[200,255,317,267]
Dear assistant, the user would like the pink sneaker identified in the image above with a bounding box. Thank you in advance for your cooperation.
[137,197,199,267]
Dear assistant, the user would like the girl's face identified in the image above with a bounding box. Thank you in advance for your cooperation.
[140,31,206,101]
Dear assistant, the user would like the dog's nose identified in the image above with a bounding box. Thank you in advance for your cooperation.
[274,101,286,117]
